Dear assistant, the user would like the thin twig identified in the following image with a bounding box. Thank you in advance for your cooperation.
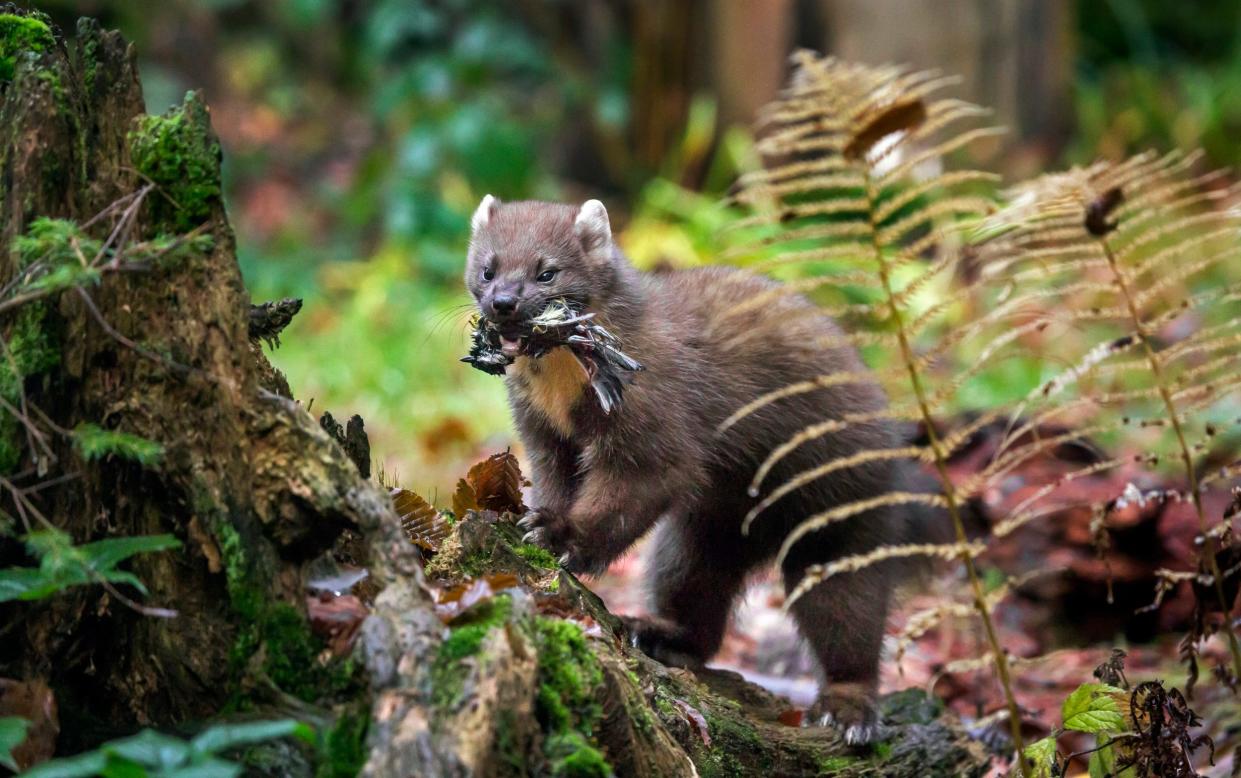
[75,286,193,378]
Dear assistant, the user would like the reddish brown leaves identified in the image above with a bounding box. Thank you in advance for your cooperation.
[669,699,711,746]
[844,99,927,160]
[777,708,805,727]
[307,594,369,658]
[393,487,450,552]
[435,573,521,623]
[453,451,528,517]
[0,678,57,771]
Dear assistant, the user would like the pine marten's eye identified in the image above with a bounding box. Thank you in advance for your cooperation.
[537,268,558,283]
[482,267,495,282]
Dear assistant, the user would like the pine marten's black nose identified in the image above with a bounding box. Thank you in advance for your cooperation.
[491,294,518,317]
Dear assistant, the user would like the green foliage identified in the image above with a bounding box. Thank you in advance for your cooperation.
[20,719,314,778]
[0,301,58,472]
[1074,0,1241,168]
[0,716,28,772]
[1021,736,1057,778]
[11,218,101,269]
[1061,683,1127,734]
[0,528,179,603]
[129,93,222,231]
[0,11,53,82]
[72,423,164,466]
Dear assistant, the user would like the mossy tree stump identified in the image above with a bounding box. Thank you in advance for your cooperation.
[0,8,386,751]
[0,12,991,776]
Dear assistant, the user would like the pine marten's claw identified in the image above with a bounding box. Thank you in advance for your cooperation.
[516,514,537,530]
[810,685,884,746]
[521,528,545,546]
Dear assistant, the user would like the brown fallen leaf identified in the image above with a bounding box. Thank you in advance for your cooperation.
[393,487,450,552]
[451,478,480,518]
[670,698,711,746]
[777,708,805,727]
[0,678,58,770]
[464,451,528,515]
[306,595,369,658]
[435,573,521,623]
[844,99,927,160]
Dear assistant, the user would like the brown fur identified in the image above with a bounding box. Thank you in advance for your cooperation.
[465,198,944,742]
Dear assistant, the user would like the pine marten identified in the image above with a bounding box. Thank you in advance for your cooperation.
[464,196,945,744]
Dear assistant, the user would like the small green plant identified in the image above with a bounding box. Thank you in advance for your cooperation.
[17,718,313,777]
[1021,652,1213,778]
[0,528,179,603]
[72,423,164,466]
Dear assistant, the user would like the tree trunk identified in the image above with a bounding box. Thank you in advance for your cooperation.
[0,13,991,776]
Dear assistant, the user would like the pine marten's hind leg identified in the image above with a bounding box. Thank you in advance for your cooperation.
[623,516,750,668]
[782,524,894,746]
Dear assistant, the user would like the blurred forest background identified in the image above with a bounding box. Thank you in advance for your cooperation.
[26,0,1241,498]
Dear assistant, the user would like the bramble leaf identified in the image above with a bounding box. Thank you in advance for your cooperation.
[1062,683,1127,734]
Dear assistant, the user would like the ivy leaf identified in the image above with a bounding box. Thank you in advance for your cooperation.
[1062,683,1128,734]
[1022,735,1058,778]
[0,716,29,772]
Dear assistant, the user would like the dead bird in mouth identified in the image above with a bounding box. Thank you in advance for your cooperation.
[461,298,644,413]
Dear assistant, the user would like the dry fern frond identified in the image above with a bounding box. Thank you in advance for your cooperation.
[974,152,1241,677]
[725,52,1029,767]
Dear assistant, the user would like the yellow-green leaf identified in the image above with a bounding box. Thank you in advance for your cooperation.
[1062,683,1127,734]
[1022,736,1057,778]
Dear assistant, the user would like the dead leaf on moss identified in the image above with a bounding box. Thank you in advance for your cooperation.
[451,478,480,518]
[434,573,521,623]
[670,698,711,746]
[393,487,450,551]
[777,708,804,727]
[464,451,528,515]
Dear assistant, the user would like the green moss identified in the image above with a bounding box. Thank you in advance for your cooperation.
[698,712,767,778]
[514,543,559,570]
[317,709,368,778]
[819,755,861,772]
[128,92,222,231]
[217,519,358,704]
[544,732,610,778]
[532,618,612,777]
[0,12,53,82]
[430,595,514,709]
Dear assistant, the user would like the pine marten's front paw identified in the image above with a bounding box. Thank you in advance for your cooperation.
[517,509,587,571]
[809,682,885,746]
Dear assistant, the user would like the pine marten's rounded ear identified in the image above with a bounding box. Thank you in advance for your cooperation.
[574,199,612,253]
[471,194,499,233]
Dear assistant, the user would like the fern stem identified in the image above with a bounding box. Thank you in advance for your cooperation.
[860,171,1032,774]
[1098,236,1241,679]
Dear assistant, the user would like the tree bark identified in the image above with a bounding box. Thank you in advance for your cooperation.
[0,14,991,776]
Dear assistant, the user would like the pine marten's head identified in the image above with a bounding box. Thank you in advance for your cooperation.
[465,197,618,357]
